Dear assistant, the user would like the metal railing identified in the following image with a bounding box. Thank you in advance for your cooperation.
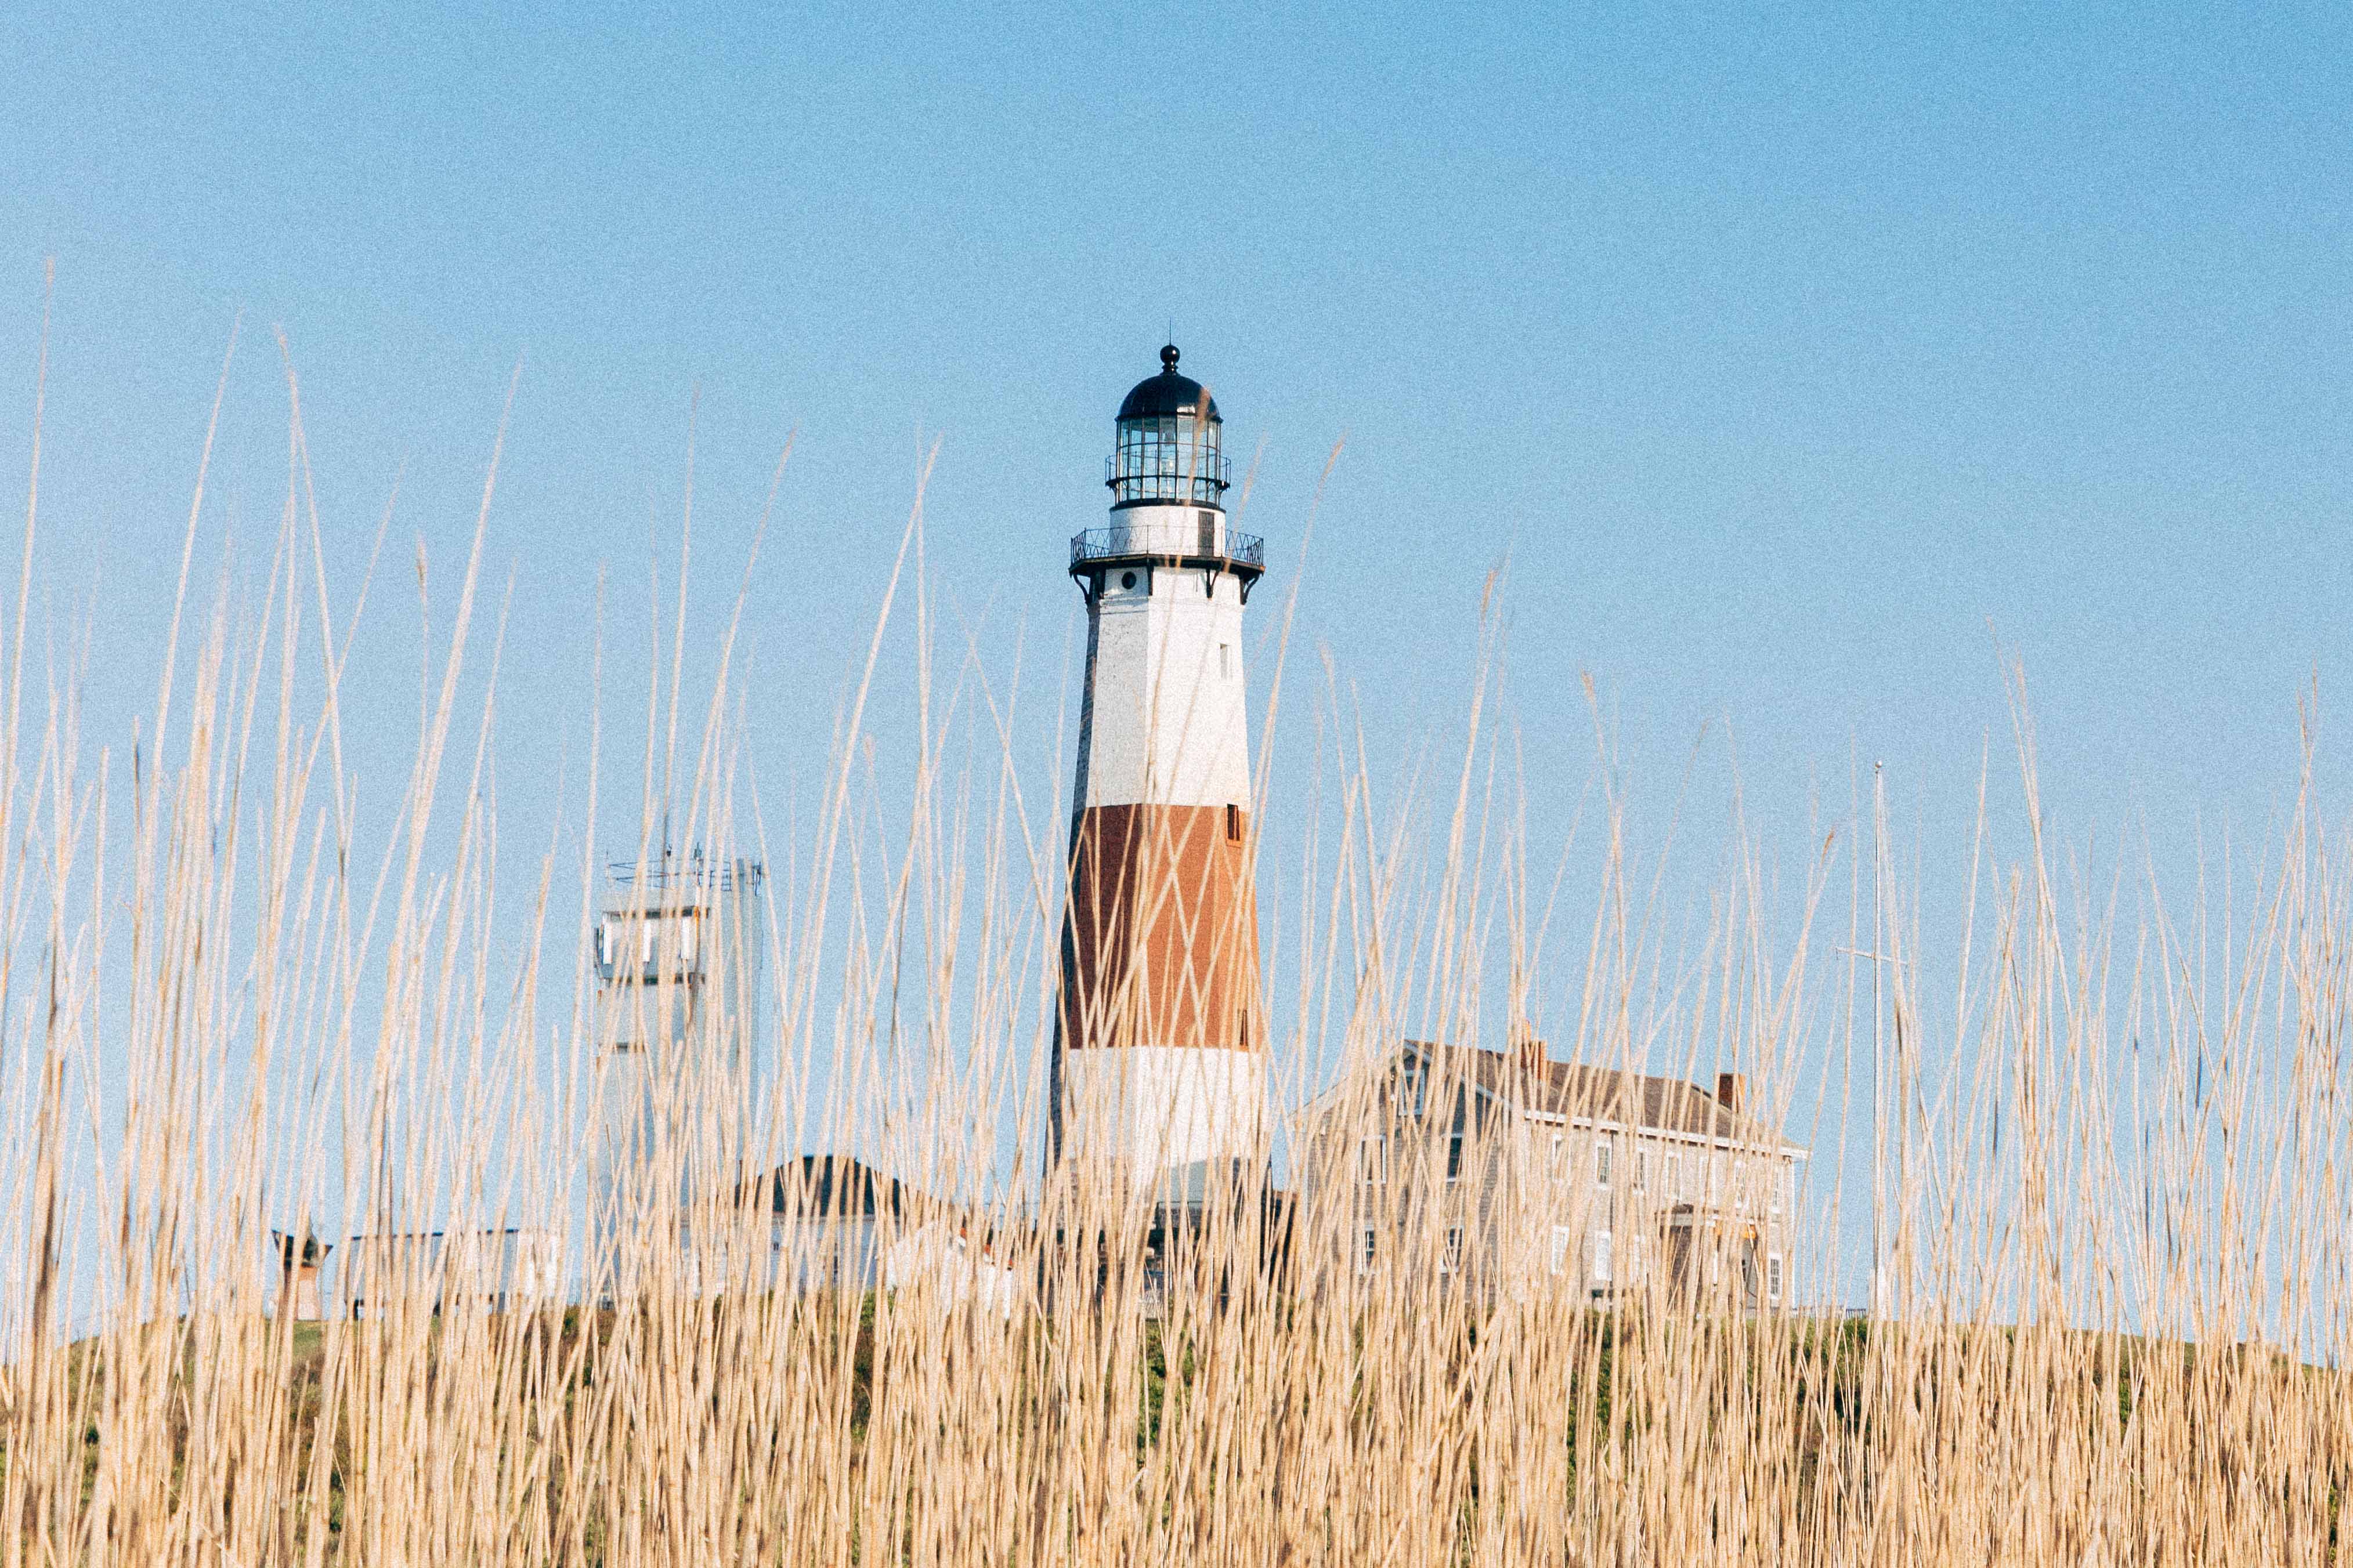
[607,852,763,892]
[1070,522,1265,570]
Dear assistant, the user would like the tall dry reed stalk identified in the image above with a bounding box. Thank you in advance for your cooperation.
[0,341,2345,1566]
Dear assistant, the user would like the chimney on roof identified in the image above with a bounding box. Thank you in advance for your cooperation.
[1714,1072,1745,1114]
[1512,1026,1547,1074]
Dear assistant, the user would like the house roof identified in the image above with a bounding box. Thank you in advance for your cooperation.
[749,1154,939,1220]
[272,1229,332,1267]
[1312,1039,1803,1155]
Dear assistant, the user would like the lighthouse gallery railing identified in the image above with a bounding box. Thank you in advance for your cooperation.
[1070,522,1265,570]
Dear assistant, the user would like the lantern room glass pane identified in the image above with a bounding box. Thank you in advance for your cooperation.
[1111,415,1227,507]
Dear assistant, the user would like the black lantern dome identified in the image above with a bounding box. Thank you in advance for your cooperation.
[1117,343,1223,423]
[1107,344,1228,510]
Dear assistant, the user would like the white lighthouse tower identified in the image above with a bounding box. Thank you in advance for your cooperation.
[1053,345,1267,1203]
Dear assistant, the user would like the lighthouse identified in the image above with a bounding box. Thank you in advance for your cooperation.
[1053,345,1268,1202]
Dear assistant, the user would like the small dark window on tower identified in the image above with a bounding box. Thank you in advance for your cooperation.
[1121,570,1137,591]
[1237,1007,1249,1049]
[1226,803,1241,842]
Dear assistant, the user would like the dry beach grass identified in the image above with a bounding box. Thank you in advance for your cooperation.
[0,332,2346,1565]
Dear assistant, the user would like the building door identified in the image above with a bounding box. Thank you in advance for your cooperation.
[1667,1226,1694,1297]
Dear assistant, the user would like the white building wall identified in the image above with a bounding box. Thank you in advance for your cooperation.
[884,1222,1027,1317]
[767,1215,879,1294]
[336,1229,559,1319]
[1080,510,1252,813]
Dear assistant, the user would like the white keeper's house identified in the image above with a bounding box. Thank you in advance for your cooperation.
[1298,1035,1808,1309]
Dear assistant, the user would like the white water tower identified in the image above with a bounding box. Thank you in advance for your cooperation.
[591,849,765,1292]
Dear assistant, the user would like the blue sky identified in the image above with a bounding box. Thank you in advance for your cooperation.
[3,3,2350,1305]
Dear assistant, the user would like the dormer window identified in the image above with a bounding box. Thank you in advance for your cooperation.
[1397,1060,1426,1118]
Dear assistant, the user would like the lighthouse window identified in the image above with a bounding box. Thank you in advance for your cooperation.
[1226,803,1241,842]
[1121,571,1137,591]
[1219,643,1231,678]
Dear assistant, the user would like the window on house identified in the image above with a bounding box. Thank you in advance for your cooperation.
[1226,802,1242,842]
[1592,1230,1613,1283]
[1441,1226,1464,1274]
[1358,1136,1386,1186]
[1549,1225,1573,1275]
[1768,1253,1784,1303]
[1595,1137,1613,1189]
[1664,1150,1680,1202]
[1360,1228,1378,1274]
[1549,1132,1566,1178]
[1397,1062,1426,1118]
[1633,1145,1647,1193]
[1446,1131,1465,1182]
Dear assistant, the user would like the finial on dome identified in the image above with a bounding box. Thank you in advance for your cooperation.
[1161,343,1180,372]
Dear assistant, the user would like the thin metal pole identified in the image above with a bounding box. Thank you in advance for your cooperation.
[1870,760,1886,1319]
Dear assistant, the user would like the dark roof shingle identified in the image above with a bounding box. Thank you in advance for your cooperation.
[746,1154,936,1219]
